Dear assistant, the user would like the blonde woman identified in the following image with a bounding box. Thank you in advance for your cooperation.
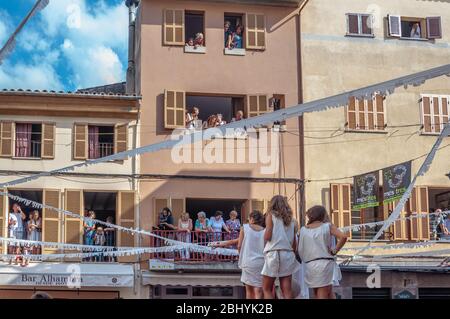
[262,195,299,299]
[298,205,347,299]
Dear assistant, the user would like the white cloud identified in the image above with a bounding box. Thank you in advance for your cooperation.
[0,10,11,44]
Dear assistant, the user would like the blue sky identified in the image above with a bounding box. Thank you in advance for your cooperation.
[0,0,129,91]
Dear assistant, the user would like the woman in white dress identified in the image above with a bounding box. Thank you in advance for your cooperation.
[298,205,348,299]
[238,210,265,299]
[262,195,299,299]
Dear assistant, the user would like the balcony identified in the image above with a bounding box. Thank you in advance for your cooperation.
[15,140,41,158]
[149,230,239,267]
[89,142,114,159]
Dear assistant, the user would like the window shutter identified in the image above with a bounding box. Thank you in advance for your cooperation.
[247,95,268,117]
[409,187,420,240]
[0,190,5,252]
[357,98,366,130]
[41,123,55,159]
[251,199,266,214]
[43,189,61,254]
[118,191,136,262]
[347,97,357,129]
[389,200,409,240]
[432,97,441,133]
[330,184,341,227]
[421,96,432,133]
[0,122,13,157]
[347,14,359,34]
[73,124,88,160]
[367,98,375,130]
[361,14,373,35]
[164,90,186,129]
[442,97,449,127]
[417,186,429,240]
[426,17,442,39]
[163,9,185,46]
[114,124,128,154]
[375,95,385,130]
[246,14,266,50]
[64,189,83,245]
[170,198,185,228]
[341,184,352,237]
[388,15,402,37]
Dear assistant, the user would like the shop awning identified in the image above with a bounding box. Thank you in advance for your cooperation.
[142,271,243,287]
[0,262,134,288]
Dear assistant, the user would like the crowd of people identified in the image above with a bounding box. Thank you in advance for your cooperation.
[185,107,244,130]
[185,32,204,50]
[224,20,243,50]
[83,210,116,262]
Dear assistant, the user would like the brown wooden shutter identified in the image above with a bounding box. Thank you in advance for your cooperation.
[357,98,366,130]
[73,124,88,160]
[422,96,432,133]
[341,184,352,237]
[64,189,83,244]
[330,184,340,226]
[251,199,266,215]
[247,95,268,118]
[347,97,357,129]
[42,189,61,254]
[442,97,449,127]
[375,95,385,130]
[0,122,13,157]
[163,9,185,46]
[367,98,375,130]
[117,191,136,262]
[409,187,420,240]
[426,17,442,39]
[432,97,441,133]
[170,198,185,227]
[389,200,409,240]
[246,14,266,50]
[41,123,55,159]
[347,14,359,34]
[114,124,128,154]
[417,186,430,240]
[164,90,186,129]
[388,15,402,37]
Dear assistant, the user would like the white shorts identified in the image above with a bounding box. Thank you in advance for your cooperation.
[241,267,263,288]
[304,259,335,288]
[261,250,298,278]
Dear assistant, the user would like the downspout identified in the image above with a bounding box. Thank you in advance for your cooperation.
[297,0,309,226]
[125,0,140,94]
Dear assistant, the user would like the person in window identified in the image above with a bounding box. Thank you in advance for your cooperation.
[227,25,243,49]
[203,114,219,129]
[9,203,26,240]
[94,226,106,262]
[226,210,241,244]
[217,113,226,126]
[195,211,212,244]
[185,107,200,129]
[27,210,42,254]
[157,207,176,231]
[210,211,230,242]
[410,23,421,38]
[185,37,194,48]
[177,212,193,259]
[233,111,244,122]
[194,32,204,48]
[104,216,116,262]
[224,21,232,48]
[84,210,97,246]
[431,209,449,239]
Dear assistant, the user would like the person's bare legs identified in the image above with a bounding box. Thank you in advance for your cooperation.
[279,275,293,299]
[262,276,276,299]
[254,287,264,299]
[315,285,333,299]
[245,285,255,299]
[329,287,337,299]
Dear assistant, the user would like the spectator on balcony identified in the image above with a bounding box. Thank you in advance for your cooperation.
[210,211,231,242]
[186,107,200,129]
[224,21,232,48]
[410,22,421,39]
[203,114,220,129]
[217,113,226,126]
[27,210,42,254]
[9,203,26,240]
[195,211,212,244]
[227,25,244,49]
[94,227,106,262]
[84,210,97,246]
[194,32,204,48]
[104,216,116,262]
[156,207,176,231]
[298,205,348,299]
[233,111,244,122]
[177,212,193,259]
[431,209,449,240]
[226,210,241,244]
[262,195,299,299]
[238,210,265,299]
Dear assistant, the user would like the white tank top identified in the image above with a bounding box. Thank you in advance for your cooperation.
[263,214,296,253]
[298,223,333,263]
[238,224,265,269]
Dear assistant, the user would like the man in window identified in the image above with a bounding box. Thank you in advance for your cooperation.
[9,203,26,240]
[430,209,449,240]
[410,22,421,38]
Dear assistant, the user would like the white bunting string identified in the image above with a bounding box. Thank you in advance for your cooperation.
[0,0,49,64]
[1,64,450,188]
[339,240,443,252]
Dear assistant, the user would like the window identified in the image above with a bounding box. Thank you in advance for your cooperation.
[388,15,442,40]
[163,9,185,46]
[246,13,266,50]
[346,95,386,131]
[247,95,269,118]
[351,188,384,240]
[224,13,246,55]
[185,11,205,53]
[88,125,114,159]
[352,288,391,299]
[346,13,374,37]
[421,95,449,134]
[15,123,42,158]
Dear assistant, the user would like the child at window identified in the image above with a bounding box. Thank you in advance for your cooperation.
[185,37,194,48]
[94,227,106,262]
[217,113,226,126]
[194,33,204,48]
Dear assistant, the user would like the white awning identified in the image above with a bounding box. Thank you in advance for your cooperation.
[0,262,134,288]
[142,271,243,287]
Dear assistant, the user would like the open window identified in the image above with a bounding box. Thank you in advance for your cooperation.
[88,125,114,159]
[184,11,206,54]
[14,123,42,158]
[346,13,374,37]
[224,13,246,55]
[388,15,442,40]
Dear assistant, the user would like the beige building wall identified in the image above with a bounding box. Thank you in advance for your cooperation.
[301,0,450,215]
[137,0,303,229]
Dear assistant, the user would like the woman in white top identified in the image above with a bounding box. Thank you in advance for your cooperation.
[298,205,348,299]
[238,210,265,299]
[262,195,299,299]
[177,212,193,259]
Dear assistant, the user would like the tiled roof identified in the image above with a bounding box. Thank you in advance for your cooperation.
[76,82,127,95]
[0,87,140,99]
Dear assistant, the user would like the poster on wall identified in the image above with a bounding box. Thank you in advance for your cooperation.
[353,171,380,209]
[382,161,412,204]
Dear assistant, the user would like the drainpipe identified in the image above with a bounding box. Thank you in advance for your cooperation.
[125,0,140,94]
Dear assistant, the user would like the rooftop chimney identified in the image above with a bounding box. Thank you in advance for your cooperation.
[125,0,140,94]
